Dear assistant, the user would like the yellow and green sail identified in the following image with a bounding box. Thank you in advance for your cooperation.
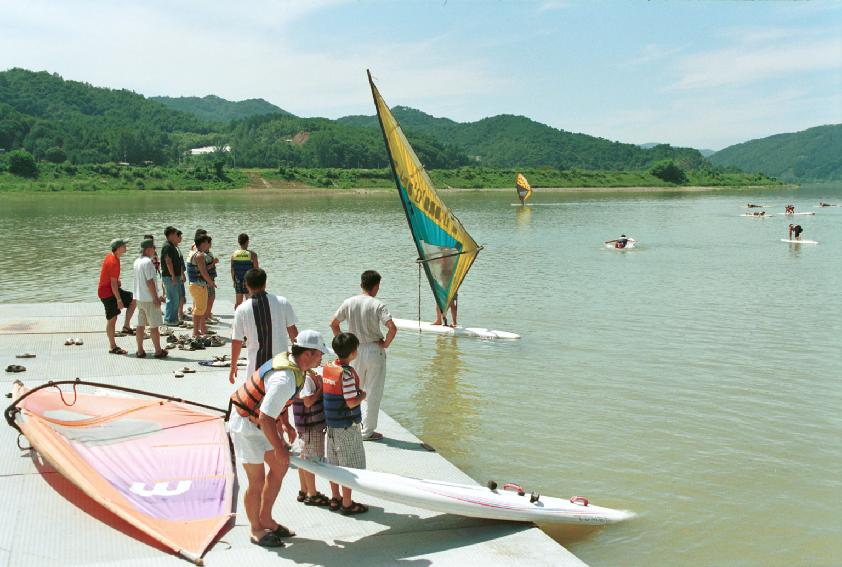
[516,173,533,203]
[367,70,481,314]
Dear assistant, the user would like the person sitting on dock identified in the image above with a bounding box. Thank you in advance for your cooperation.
[323,332,369,515]
[228,330,330,548]
[229,268,298,385]
[98,238,136,355]
[330,270,397,442]
[231,233,259,309]
[132,239,168,359]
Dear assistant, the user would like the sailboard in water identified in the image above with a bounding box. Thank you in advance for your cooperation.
[5,380,235,565]
[367,70,518,339]
[291,455,633,525]
[516,173,533,204]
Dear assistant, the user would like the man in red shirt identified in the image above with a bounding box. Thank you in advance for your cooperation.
[98,239,136,354]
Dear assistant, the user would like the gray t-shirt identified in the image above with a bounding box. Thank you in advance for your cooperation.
[333,294,392,344]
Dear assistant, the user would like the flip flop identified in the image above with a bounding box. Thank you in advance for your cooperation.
[363,432,384,441]
[250,532,285,548]
[5,365,26,373]
[153,351,169,359]
[271,524,296,537]
[174,371,184,378]
[180,366,195,373]
[64,337,74,345]
[15,353,36,359]
[73,338,84,345]
[109,346,128,355]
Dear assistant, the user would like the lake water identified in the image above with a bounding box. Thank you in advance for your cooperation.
[1,185,840,566]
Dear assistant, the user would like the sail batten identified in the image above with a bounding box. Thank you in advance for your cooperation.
[367,70,480,313]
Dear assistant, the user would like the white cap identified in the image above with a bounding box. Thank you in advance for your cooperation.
[293,330,330,354]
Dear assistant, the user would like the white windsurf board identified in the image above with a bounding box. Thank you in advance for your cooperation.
[393,318,520,339]
[781,239,818,244]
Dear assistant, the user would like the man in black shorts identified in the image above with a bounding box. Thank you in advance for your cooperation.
[97,238,136,355]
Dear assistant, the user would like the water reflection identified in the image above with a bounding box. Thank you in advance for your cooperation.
[412,335,479,456]
[515,204,532,231]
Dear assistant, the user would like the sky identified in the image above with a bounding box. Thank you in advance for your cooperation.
[1,0,840,150]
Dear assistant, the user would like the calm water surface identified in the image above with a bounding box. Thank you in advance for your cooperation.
[1,185,840,566]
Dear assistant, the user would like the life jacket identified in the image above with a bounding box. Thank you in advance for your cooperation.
[230,353,305,423]
[231,249,254,281]
[292,370,326,432]
[321,361,362,428]
[206,251,218,279]
[186,250,208,284]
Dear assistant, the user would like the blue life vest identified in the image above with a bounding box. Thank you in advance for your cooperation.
[292,371,326,432]
[322,361,362,428]
[231,249,254,282]
[186,250,208,284]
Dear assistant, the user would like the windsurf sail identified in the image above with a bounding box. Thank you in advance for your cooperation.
[367,69,481,314]
[5,380,234,565]
[515,173,532,203]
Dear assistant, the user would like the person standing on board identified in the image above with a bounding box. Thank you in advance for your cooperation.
[228,330,330,548]
[132,239,168,359]
[329,270,397,441]
[229,268,299,386]
[433,296,458,327]
[97,238,136,355]
[161,226,185,326]
[788,224,804,241]
[231,233,259,309]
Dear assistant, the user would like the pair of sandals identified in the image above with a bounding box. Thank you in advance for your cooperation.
[115,327,136,337]
[64,337,84,346]
[297,491,368,515]
[173,367,196,378]
[136,350,169,359]
[250,524,295,548]
[5,364,26,373]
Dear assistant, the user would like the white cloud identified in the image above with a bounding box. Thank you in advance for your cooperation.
[629,43,685,66]
[671,35,842,90]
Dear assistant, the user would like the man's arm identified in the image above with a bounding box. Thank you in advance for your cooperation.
[110,277,122,308]
[230,261,237,285]
[380,319,397,349]
[287,324,299,344]
[164,255,177,283]
[258,412,289,464]
[145,278,160,306]
[329,318,341,337]
[228,339,242,384]
[252,251,259,269]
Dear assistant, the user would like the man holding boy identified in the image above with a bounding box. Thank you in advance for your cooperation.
[132,239,168,359]
[322,332,369,514]
[229,268,298,385]
[228,330,330,548]
[329,270,397,441]
[97,238,136,355]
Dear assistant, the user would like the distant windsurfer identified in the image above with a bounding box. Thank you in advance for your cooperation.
[605,234,632,249]
[788,224,803,241]
[746,203,764,208]
[785,204,795,214]
[819,202,834,207]
[750,211,767,217]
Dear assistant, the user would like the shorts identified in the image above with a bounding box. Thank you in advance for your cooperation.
[325,423,366,469]
[136,301,163,327]
[100,289,133,320]
[231,427,273,464]
[234,277,247,294]
[188,284,208,316]
[298,425,326,462]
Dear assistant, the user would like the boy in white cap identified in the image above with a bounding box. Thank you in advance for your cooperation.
[228,329,329,548]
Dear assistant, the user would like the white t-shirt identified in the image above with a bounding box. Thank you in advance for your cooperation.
[232,293,298,378]
[300,370,320,398]
[333,294,392,344]
[228,366,298,434]
[132,256,158,303]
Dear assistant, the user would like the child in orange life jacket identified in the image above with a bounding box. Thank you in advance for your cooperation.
[323,332,369,515]
[292,368,331,507]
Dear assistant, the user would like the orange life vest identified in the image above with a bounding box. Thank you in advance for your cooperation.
[230,352,305,423]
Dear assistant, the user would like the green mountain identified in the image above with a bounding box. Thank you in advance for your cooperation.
[338,106,706,171]
[709,124,842,181]
[0,68,211,164]
[151,94,291,123]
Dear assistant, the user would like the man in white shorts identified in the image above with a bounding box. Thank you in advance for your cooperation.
[229,268,298,385]
[228,330,329,548]
[329,270,397,441]
[132,239,167,359]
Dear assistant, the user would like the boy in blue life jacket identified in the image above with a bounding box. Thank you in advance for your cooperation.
[323,332,369,515]
[292,369,331,507]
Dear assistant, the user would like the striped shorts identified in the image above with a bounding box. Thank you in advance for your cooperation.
[325,423,366,469]
[299,425,326,462]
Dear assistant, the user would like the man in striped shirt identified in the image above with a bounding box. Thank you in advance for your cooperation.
[229,268,299,385]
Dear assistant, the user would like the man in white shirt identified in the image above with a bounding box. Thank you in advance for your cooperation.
[132,239,167,358]
[329,270,397,441]
[228,330,329,548]
[229,268,298,385]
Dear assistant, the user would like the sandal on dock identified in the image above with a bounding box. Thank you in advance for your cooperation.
[153,351,169,359]
[108,346,128,355]
[5,365,26,373]
[340,501,369,515]
[15,353,36,359]
[296,490,307,503]
[329,497,341,511]
[271,524,295,537]
[303,492,331,507]
[250,532,284,548]
[121,327,136,336]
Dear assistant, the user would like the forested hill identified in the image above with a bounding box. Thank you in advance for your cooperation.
[338,106,706,170]
[151,95,291,123]
[709,124,842,181]
[0,68,213,164]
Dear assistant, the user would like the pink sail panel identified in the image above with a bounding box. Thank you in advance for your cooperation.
[13,384,234,563]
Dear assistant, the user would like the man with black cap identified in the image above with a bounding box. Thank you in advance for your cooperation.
[133,239,168,359]
[97,238,136,355]
[161,226,185,326]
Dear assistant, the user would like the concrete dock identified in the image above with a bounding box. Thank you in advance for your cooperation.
[0,302,585,567]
